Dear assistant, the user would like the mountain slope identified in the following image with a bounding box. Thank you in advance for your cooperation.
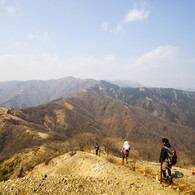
[0,151,190,195]
[65,91,195,164]
[0,77,98,108]
[90,80,195,128]
[0,100,106,163]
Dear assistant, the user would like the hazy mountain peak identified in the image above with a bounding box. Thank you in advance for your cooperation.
[107,80,144,88]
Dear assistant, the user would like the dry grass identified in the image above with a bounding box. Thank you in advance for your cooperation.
[103,154,195,194]
[106,156,117,164]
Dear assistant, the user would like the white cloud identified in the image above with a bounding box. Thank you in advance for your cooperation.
[1,0,19,16]
[1,0,7,5]
[127,45,178,71]
[101,22,123,34]
[0,53,117,81]
[6,6,16,16]
[138,46,178,62]
[65,56,100,72]
[0,52,193,89]
[111,24,123,34]
[0,0,21,16]
[188,58,195,64]
[27,32,50,43]
[14,41,25,46]
[101,3,150,33]
[124,7,150,23]
[101,22,108,32]
[28,33,36,40]
[105,55,115,63]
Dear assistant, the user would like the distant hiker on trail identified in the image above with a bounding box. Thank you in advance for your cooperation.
[159,138,177,183]
[95,143,99,155]
[121,141,130,164]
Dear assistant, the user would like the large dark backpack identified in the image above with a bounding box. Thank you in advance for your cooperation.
[164,146,177,165]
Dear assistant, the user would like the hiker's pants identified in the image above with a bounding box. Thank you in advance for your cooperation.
[122,152,129,162]
[162,161,171,171]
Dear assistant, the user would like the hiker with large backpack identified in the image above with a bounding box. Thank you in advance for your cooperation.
[121,141,130,164]
[159,138,177,183]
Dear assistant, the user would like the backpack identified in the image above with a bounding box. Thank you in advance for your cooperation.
[124,142,130,151]
[164,146,177,165]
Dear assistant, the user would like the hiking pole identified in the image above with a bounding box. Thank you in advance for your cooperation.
[160,158,162,184]
[122,153,124,165]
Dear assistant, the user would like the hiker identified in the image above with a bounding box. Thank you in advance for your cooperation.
[159,138,176,182]
[121,140,130,164]
[94,143,99,155]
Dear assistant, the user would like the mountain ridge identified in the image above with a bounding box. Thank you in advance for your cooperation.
[2,151,194,194]
[89,80,195,129]
[0,77,194,129]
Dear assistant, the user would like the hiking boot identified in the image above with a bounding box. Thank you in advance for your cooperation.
[168,176,173,184]
[162,178,168,183]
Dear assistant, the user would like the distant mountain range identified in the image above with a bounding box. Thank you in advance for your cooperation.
[0,77,195,129]
[0,77,143,108]
[0,77,98,108]
[106,80,144,88]
[177,88,195,92]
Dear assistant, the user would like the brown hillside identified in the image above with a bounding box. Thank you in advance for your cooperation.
[90,81,195,129]
[0,91,195,181]
[66,91,195,165]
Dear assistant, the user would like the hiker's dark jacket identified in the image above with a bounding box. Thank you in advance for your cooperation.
[95,145,99,151]
[159,143,171,162]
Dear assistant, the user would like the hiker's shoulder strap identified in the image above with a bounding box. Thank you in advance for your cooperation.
[163,146,168,150]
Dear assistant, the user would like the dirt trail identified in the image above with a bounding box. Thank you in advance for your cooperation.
[1,151,191,194]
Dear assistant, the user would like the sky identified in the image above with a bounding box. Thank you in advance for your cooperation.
[0,0,195,89]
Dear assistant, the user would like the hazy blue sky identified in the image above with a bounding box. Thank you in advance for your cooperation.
[0,0,195,89]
